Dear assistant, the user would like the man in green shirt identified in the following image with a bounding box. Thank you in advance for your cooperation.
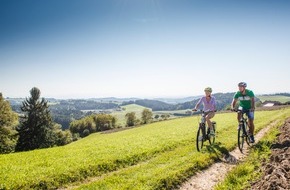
[231,82,255,143]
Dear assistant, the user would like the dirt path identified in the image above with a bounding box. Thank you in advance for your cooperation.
[178,121,278,190]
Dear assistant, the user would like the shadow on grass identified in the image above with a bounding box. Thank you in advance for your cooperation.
[203,142,238,164]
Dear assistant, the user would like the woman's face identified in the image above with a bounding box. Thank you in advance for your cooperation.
[205,91,211,96]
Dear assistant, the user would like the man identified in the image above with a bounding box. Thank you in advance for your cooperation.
[231,82,255,143]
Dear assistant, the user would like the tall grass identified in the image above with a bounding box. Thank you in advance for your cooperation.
[0,107,289,189]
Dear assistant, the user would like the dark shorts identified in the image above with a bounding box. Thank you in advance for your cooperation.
[239,108,254,120]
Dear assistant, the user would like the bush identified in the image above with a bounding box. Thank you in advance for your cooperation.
[83,129,90,137]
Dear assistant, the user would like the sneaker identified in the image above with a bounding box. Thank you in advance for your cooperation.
[249,135,255,143]
[210,129,215,136]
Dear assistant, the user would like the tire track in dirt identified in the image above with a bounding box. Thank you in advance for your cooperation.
[178,121,278,190]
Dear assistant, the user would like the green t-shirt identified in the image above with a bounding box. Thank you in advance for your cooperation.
[234,89,255,110]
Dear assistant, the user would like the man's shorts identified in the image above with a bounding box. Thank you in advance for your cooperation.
[246,111,254,120]
[239,106,254,120]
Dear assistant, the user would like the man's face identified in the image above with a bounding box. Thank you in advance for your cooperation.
[239,86,245,92]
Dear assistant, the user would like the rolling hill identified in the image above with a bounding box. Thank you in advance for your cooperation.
[0,107,289,189]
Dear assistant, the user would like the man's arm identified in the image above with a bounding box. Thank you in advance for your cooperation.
[251,97,255,111]
[231,99,237,110]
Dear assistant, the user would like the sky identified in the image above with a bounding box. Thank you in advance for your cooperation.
[1,0,290,99]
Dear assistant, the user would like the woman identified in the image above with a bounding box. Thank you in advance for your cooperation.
[193,87,216,135]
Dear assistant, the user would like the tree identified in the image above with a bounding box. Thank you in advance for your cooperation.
[15,87,55,151]
[141,109,153,124]
[69,114,117,137]
[94,114,116,131]
[154,114,160,120]
[0,93,18,128]
[0,93,18,153]
[125,112,136,127]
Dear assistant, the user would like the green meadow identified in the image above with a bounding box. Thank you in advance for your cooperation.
[0,107,289,189]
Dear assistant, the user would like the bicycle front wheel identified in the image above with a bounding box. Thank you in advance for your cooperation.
[238,125,245,152]
[196,126,204,152]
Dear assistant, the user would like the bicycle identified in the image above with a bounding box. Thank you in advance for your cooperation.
[194,109,217,152]
[234,109,251,153]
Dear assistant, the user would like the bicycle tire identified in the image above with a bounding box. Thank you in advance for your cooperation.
[208,125,216,144]
[196,125,204,152]
[238,125,245,152]
[244,122,251,146]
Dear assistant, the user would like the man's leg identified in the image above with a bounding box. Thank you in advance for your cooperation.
[248,119,255,135]
[247,111,255,142]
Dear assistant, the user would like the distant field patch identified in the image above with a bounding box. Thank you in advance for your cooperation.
[111,104,150,126]
[257,95,290,104]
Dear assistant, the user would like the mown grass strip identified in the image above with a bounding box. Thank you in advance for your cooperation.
[75,143,216,190]
[0,108,289,189]
[214,117,285,190]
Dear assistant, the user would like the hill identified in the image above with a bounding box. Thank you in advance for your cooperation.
[1,107,289,189]
[122,92,240,111]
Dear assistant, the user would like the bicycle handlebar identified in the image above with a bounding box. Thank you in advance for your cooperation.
[231,109,250,114]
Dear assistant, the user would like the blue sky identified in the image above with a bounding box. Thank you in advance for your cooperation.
[1,0,290,98]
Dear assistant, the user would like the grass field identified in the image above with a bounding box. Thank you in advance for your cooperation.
[0,107,289,189]
[257,95,290,103]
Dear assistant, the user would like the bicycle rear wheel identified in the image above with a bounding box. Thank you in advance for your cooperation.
[196,125,204,152]
[244,123,251,146]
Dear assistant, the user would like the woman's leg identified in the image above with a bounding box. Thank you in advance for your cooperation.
[205,112,215,130]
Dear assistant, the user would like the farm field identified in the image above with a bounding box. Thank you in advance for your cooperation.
[0,107,289,189]
[257,95,290,103]
[111,104,183,127]
[111,104,151,126]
